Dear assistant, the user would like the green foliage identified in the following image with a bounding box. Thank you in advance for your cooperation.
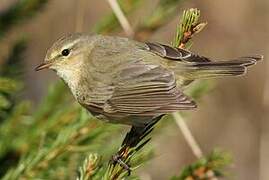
[77,153,101,180]
[173,8,207,48]
[77,146,154,180]
[1,81,122,179]
[0,77,21,94]
[4,109,108,179]
[0,42,27,178]
[0,0,48,38]
[0,39,26,121]
[171,150,232,180]
[0,38,27,79]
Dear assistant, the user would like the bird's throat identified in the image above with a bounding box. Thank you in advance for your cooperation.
[56,67,82,98]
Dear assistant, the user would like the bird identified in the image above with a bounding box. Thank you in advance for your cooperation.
[35,33,262,170]
[35,33,262,125]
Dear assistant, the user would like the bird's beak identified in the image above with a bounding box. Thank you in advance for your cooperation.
[35,62,52,71]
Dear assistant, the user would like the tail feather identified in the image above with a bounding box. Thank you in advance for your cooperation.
[174,55,263,79]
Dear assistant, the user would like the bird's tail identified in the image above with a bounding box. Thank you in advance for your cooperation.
[173,55,262,80]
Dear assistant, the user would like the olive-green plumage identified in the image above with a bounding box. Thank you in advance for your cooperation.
[36,33,262,127]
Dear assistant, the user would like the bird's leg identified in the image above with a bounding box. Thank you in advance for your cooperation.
[110,126,142,175]
[110,117,162,175]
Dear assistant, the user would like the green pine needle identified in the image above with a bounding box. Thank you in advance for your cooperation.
[171,150,232,180]
[77,153,101,180]
[173,8,207,48]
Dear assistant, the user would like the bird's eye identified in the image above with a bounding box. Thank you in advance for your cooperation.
[61,49,70,56]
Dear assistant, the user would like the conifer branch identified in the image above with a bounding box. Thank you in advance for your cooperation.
[76,153,101,180]
[171,150,232,180]
[173,8,207,49]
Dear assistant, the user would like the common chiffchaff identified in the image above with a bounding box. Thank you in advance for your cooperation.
[36,33,262,127]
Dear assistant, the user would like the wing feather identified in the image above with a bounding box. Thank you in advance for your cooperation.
[145,42,210,62]
[103,64,196,115]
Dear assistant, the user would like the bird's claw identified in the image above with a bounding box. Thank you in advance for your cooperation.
[111,153,131,176]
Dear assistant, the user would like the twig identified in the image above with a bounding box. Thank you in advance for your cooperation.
[106,0,134,37]
[260,54,269,179]
[172,112,203,158]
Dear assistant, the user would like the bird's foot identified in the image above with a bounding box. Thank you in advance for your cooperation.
[110,151,131,176]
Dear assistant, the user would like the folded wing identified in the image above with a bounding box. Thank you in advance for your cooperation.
[103,63,196,116]
[145,42,262,79]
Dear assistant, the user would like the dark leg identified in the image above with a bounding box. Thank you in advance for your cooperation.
[110,116,162,175]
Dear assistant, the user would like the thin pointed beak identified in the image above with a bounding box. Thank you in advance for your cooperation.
[35,62,52,71]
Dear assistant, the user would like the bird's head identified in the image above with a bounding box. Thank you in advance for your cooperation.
[35,33,94,73]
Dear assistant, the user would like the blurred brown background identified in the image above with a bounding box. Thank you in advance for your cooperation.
[1,0,268,179]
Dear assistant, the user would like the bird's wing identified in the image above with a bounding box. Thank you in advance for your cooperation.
[103,62,196,116]
[145,42,262,79]
[145,42,262,65]
[145,42,211,62]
